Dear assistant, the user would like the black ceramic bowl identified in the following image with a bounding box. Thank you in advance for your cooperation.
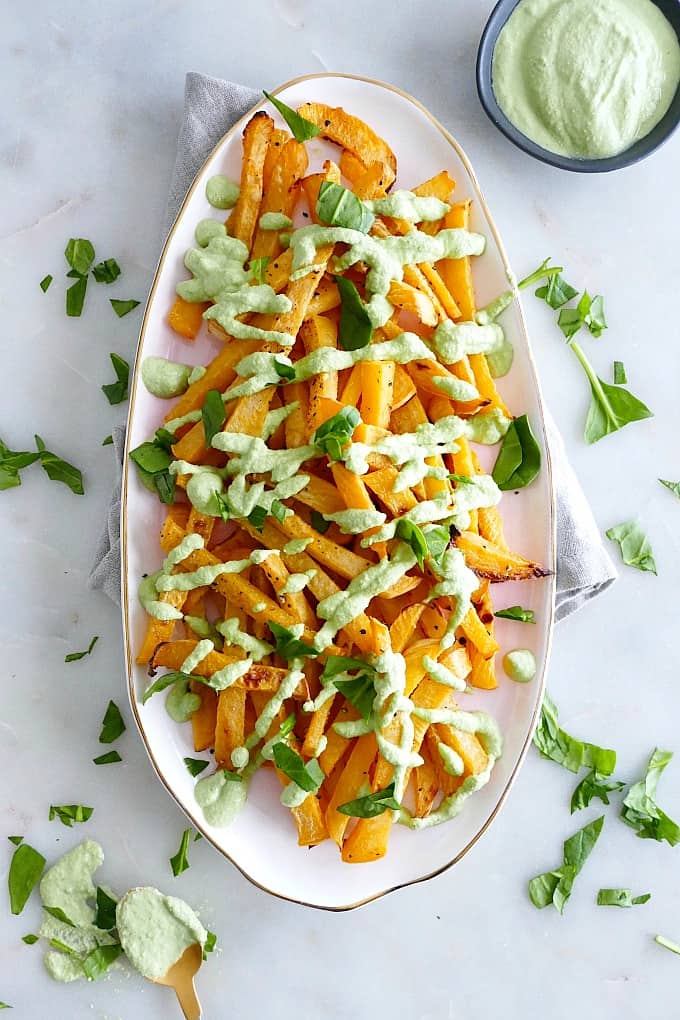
[476,0,680,172]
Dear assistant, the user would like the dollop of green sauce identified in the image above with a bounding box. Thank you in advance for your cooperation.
[195,770,247,827]
[503,648,537,683]
[205,174,239,209]
[493,0,680,159]
[116,886,207,981]
[141,356,194,399]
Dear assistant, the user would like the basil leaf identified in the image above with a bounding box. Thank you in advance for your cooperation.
[395,519,428,569]
[311,509,330,534]
[102,435,114,446]
[656,935,680,956]
[272,743,324,792]
[321,656,376,683]
[272,356,296,382]
[659,479,680,499]
[82,943,122,981]
[129,435,176,505]
[93,750,122,765]
[317,181,374,233]
[263,90,321,143]
[50,938,79,956]
[7,836,23,846]
[22,934,39,945]
[313,406,360,461]
[606,520,657,574]
[597,888,650,908]
[65,635,98,662]
[613,360,626,385]
[66,269,84,279]
[170,828,193,876]
[247,505,267,531]
[621,748,680,844]
[101,353,130,405]
[65,238,95,276]
[533,693,616,775]
[529,816,604,913]
[110,298,140,318]
[48,804,93,828]
[568,343,654,444]
[154,427,178,452]
[129,441,172,475]
[333,674,376,722]
[535,273,578,309]
[422,524,451,569]
[184,757,209,778]
[271,498,287,525]
[0,439,40,491]
[0,1003,11,1009]
[8,843,46,915]
[249,256,270,284]
[517,258,563,291]
[34,435,84,494]
[337,783,401,818]
[279,713,296,739]
[494,606,535,623]
[43,906,75,926]
[201,390,226,446]
[98,700,126,743]
[66,275,88,317]
[0,465,20,490]
[40,275,53,293]
[334,275,373,351]
[141,671,193,704]
[492,414,541,490]
[94,887,118,931]
[557,306,583,340]
[268,621,318,661]
[92,259,121,284]
[586,294,607,338]
[570,770,625,813]
[203,930,217,959]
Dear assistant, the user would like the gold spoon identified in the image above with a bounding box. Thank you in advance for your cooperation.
[154,941,203,1019]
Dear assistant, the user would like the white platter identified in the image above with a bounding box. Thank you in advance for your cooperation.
[122,73,556,910]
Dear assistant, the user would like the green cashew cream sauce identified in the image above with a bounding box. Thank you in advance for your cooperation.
[205,174,239,209]
[503,648,537,682]
[492,0,680,159]
[116,887,207,981]
[141,357,194,399]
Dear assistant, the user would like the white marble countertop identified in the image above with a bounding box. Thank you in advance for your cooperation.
[2,1,680,1017]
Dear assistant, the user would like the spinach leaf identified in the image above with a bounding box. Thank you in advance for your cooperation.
[110,298,140,318]
[597,888,650,908]
[533,693,616,775]
[337,783,401,818]
[8,844,46,915]
[570,770,625,813]
[606,520,657,574]
[66,275,88,317]
[263,91,321,142]
[621,748,680,844]
[334,275,373,351]
[92,259,121,284]
[492,414,541,490]
[316,181,374,233]
[0,438,40,490]
[570,342,652,444]
[529,816,604,913]
[535,273,578,309]
[272,744,324,792]
[82,944,123,980]
[129,430,177,505]
[93,750,122,765]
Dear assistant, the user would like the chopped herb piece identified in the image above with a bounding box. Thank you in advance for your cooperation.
[102,435,113,447]
[98,700,126,743]
[311,509,330,534]
[110,298,140,318]
[272,356,296,381]
[337,783,401,818]
[621,748,680,845]
[517,258,563,291]
[272,743,324,792]
[606,520,657,574]
[66,275,88,317]
[49,938,79,957]
[48,805,93,828]
[94,887,117,931]
[7,836,23,846]
[129,432,176,505]
[141,671,193,704]
[656,934,680,956]
[322,655,377,720]
[249,256,270,284]
[65,238,95,276]
[334,275,373,351]
[0,438,41,491]
[92,258,121,284]
[34,435,84,494]
[613,360,627,384]
[268,621,318,661]
[597,888,650,908]
[40,274,53,293]
[270,498,287,524]
[492,414,541,490]
[571,770,625,813]
[447,473,473,484]
[101,353,130,405]
[317,181,374,233]
[246,504,267,531]
[659,479,680,499]
[535,273,579,309]
[203,930,217,959]
[558,291,607,340]
[263,90,321,142]
[533,693,616,775]
[170,828,193,876]
[313,406,360,461]
[494,606,535,623]
[201,390,226,446]
[22,934,39,945]
[529,816,604,913]
[82,943,122,980]
[93,750,122,765]
[43,906,75,926]
[8,843,46,915]
[279,713,296,738]
[65,635,98,662]
[395,518,428,569]
[422,524,451,569]
[184,757,209,778]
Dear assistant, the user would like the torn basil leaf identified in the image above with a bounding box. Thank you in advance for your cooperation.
[570,770,625,813]
[334,275,373,351]
[184,757,209,778]
[313,406,360,461]
[92,258,121,284]
[263,91,321,143]
[529,815,604,913]
[110,298,140,318]
[597,888,650,908]
[169,828,193,876]
[98,700,126,743]
[102,353,130,405]
[395,519,428,569]
[34,435,84,494]
[316,181,374,233]
[65,238,95,276]
[494,606,535,623]
[65,635,99,662]
[201,390,226,446]
[66,275,88,317]
[272,743,323,792]
[94,887,118,931]
[492,414,541,490]
[268,622,318,661]
[533,693,616,775]
[659,479,680,499]
[40,274,53,293]
[93,750,122,765]
[613,360,626,385]
[8,843,46,915]
[606,520,657,574]
[621,748,680,845]
[48,805,93,828]
[337,783,401,818]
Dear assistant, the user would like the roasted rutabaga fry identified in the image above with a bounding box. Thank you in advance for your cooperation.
[133,100,547,864]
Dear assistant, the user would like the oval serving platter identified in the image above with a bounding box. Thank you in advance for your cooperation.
[122,73,556,911]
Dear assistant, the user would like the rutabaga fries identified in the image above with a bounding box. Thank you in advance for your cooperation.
[136,101,546,864]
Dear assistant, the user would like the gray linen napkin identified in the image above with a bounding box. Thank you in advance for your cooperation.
[88,72,617,620]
